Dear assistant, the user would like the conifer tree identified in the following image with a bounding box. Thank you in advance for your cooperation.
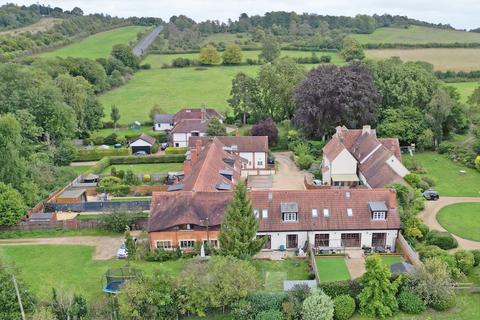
[219,181,266,259]
[358,255,401,318]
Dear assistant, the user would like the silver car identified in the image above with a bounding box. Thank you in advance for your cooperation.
[116,243,128,259]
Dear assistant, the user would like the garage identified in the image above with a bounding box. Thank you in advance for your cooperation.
[130,133,156,155]
[341,233,361,247]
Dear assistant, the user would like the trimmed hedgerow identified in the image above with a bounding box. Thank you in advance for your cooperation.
[255,310,284,320]
[319,280,362,299]
[426,230,458,250]
[165,147,189,154]
[75,147,131,161]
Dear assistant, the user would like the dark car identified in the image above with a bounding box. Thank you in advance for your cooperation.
[267,156,275,165]
[423,190,439,200]
[133,151,147,156]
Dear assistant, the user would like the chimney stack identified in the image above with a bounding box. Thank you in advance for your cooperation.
[362,125,371,135]
[183,160,191,177]
[388,189,397,209]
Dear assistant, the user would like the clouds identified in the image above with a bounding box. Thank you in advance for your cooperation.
[9,0,480,29]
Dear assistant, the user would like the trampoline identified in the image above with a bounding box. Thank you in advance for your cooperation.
[102,266,142,294]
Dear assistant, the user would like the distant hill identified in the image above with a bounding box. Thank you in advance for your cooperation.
[0,17,62,36]
[350,26,480,45]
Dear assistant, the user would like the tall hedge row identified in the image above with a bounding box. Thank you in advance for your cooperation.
[85,154,186,174]
[75,148,131,161]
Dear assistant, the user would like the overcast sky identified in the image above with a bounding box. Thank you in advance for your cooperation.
[7,0,480,30]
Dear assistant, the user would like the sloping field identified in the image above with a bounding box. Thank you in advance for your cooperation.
[365,48,480,71]
[447,82,479,103]
[99,50,343,124]
[351,26,480,45]
[39,25,146,59]
[0,17,62,35]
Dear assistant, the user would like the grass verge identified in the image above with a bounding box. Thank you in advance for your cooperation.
[0,228,118,239]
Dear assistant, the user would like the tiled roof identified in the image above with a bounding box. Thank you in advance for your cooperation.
[173,108,223,124]
[188,136,268,153]
[179,137,241,192]
[379,138,402,161]
[171,119,209,134]
[133,133,156,145]
[153,114,174,123]
[148,188,400,232]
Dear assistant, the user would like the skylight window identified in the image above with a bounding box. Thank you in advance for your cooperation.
[312,208,318,218]
[262,209,268,219]
[347,208,353,217]
[323,208,329,218]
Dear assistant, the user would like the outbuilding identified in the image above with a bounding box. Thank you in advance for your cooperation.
[130,133,156,154]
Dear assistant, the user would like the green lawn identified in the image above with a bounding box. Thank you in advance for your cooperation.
[39,26,146,59]
[404,152,480,197]
[380,255,402,267]
[99,50,344,124]
[102,163,183,174]
[351,26,480,45]
[69,165,92,175]
[93,126,154,138]
[315,257,351,282]
[0,245,187,302]
[437,203,480,241]
[447,81,478,103]
[252,259,310,291]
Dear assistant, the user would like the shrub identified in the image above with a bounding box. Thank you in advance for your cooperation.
[454,250,475,274]
[320,55,332,63]
[104,133,119,145]
[96,185,129,197]
[99,211,140,232]
[438,141,455,154]
[296,153,314,170]
[140,63,151,69]
[251,118,279,146]
[232,300,254,320]
[145,247,182,262]
[421,176,435,187]
[404,173,421,189]
[430,295,456,311]
[333,295,355,320]
[319,280,362,299]
[426,230,458,250]
[75,147,131,161]
[143,174,151,183]
[302,289,334,320]
[397,289,425,314]
[471,250,480,266]
[476,155,480,172]
[247,292,287,316]
[99,176,122,188]
[255,310,284,320]
[165,147,189,154]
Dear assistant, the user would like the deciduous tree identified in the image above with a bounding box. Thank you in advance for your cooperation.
[259,35,280,62]
[228,72,261,124]
[340,37,365,61]
[110,105,121,129]
[222,44,243,64]
[199,45,221,65]
[251,118,279,146]
[207,117,227,136]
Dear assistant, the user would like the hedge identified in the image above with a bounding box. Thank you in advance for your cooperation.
[165,147,189,154]
[85,154,186,174]
[75,148,131,161]
[426,230,458,250]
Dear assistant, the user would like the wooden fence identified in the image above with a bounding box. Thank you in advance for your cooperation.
[398,232,422,267]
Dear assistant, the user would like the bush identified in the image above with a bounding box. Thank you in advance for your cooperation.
[140,63,151,69]
[404,173,421,189]
[302,289,334,320]
[145,247,182,262]
[471,250,480,266]
[319,280,361,299]
[232,300,254,320]
[421,176,435,187]
[143,174,151,183]
[165,147,189,154]
[247,292,287,316]
[333,295,355,320]
[454,250,475,274]
[296,153,314,170]
[476,155,480,172]
[430,295,456,311]
[99,211,140,232]
[426,230,458,250]
[397,289,425,314]
[255,310,284,320]
[96,185,129,197]
[104,133,119,145]
[320,55,332,63]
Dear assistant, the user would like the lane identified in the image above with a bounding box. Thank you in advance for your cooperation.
[133,25,163,56]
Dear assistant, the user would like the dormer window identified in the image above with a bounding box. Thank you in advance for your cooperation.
[323,208,329,218]
[281,202,298,222]
[368,201,388,220]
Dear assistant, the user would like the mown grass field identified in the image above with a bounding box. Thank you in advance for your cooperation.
[365,48,480,71]
[102,163,183,174]
[404,152,480,197]
[351,26,480,45]
[100,50,344,124]
[39,25,146,59]
[447,81,479,103]
[437,203,480,241]
[316,257,351,282]
[0,245,187,301]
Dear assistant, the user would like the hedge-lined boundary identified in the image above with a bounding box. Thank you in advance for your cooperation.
[85,154,186,174]
[75,148,131,161]
[362,42,480,49]
[165,147,189,154]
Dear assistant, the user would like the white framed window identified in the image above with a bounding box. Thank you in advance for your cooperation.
[372,211,386,220]
[156,240,172,249]
[347,208,353,217]
[312,208,318,218]
[179,240,195,249]
[262,209,268,218]
[283,212,297,222]
[253,209,259,218]
[203,239,218,247]
[257,160,263,166]
[323,208,329,218]
[345,191,351,199]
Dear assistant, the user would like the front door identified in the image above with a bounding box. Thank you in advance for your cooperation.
[341,233,361,247]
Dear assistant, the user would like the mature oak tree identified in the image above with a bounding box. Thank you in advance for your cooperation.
[293,63,380,138]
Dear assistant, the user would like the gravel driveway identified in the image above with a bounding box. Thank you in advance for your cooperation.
[420,196,480,251]
[0,236,123,260]
[272,152,312,190]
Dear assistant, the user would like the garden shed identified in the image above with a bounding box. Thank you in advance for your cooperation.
[54,188,87,203]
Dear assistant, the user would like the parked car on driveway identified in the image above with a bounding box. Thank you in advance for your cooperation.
[133,151,147,156]
[423,190,439,200]
[116,243,128,259]
[160,142,169,150]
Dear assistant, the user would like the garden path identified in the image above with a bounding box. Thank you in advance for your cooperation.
[420,197,480,251]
